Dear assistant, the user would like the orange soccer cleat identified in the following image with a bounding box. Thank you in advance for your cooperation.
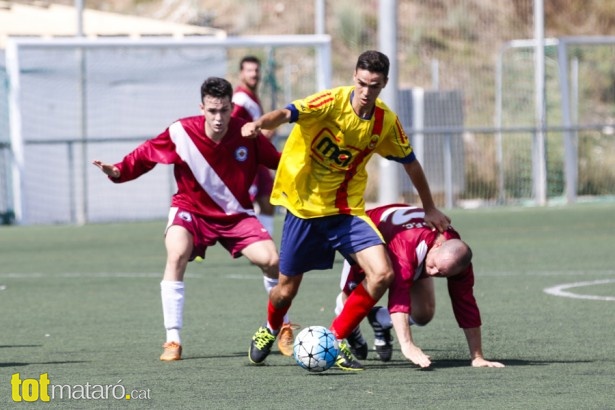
[160,341,182,361]
[277,322,299,357]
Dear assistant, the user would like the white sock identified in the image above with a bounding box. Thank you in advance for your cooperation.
[334,292,344,316]
[263,276,278,294]
[160,280,184,344]
[375,307,393,328]
[258,214,275,236]
[263,276,289,323]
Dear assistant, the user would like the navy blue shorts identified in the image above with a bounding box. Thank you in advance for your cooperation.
[279,212,384,276]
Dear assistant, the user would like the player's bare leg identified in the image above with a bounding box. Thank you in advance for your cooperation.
[330,244,392,339]
[331,244,393,370]
[248,273,302,364]
[243,239,297,356]
[335,292,368,359]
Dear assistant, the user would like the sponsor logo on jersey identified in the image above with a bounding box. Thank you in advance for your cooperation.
[311,129,360,170]
[179,211,192,222]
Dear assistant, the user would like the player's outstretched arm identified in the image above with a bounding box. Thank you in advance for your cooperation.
[241,108,291,138]
[92,160,120,179]
[391,312,432,368]
[463,327,505,368]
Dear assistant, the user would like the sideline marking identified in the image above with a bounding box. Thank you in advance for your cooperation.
[0,272,170,279]
[543,279,615,301]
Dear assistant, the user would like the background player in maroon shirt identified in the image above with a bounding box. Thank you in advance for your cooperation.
[231,56,276,236]
[93,77,281,362]
[337,204,504,368]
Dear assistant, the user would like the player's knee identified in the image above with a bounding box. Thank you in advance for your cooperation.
[412,307,435,326]
[166,248,191,267]
[264,258,279,278]
[256,253,279,278]
[371,267,394,288]
[364,268,393,298]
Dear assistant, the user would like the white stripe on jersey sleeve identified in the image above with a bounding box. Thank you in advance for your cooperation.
[414,240,428,280]
[169,121,255,216]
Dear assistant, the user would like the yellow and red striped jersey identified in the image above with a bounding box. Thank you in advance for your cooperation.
[271,86,415,218]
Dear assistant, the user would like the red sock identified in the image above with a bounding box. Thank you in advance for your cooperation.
[267,299,290,333]
[330,282,377,339]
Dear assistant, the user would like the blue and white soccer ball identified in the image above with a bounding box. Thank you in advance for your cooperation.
[293,325,339,372]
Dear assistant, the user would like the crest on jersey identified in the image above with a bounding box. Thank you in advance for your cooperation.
[179,211,192,222]
[347,281,359,292]
[235,146,248,162]
[368,134,380,150]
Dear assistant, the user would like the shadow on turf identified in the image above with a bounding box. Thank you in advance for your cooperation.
[0,344,42,348]
[365,356,592,370]
[180,352,247,361]
[179,350,588,370]
[0,346,89,368]
[0,360,90,368]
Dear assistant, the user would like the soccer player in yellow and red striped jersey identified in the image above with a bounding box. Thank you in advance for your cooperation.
[242,50,451,370]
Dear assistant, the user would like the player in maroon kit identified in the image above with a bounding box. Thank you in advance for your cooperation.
[231,55,298,356]
[93,77,281,362]
[337,204,504,368]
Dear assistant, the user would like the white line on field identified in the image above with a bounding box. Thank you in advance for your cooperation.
[0,272,163,278]
[0,272,337,280]
[543,279,615,301]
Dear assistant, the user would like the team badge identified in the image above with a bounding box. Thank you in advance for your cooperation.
[347,281,359,292]
[235,146,248,162]
[368,134,380,149]
[178,211,192,222]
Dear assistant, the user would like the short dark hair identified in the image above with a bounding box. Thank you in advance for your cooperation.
[355,50,390,78]
[239,55,261,70]
[200,77,233,101]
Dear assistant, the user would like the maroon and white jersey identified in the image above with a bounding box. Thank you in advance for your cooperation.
[347,204,481,329]
[232,85,263,122]
[110,115,280,222]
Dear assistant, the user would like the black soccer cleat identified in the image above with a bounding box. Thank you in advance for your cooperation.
[249,326,276,364]
[335,341,364,371]
[368,306,394,362]
[346,325,369,360]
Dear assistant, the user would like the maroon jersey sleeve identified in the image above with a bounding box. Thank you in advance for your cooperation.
[444,228,482,328]
[112,129,178,183]
[447,263,482,328]
[255,133,280,170]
